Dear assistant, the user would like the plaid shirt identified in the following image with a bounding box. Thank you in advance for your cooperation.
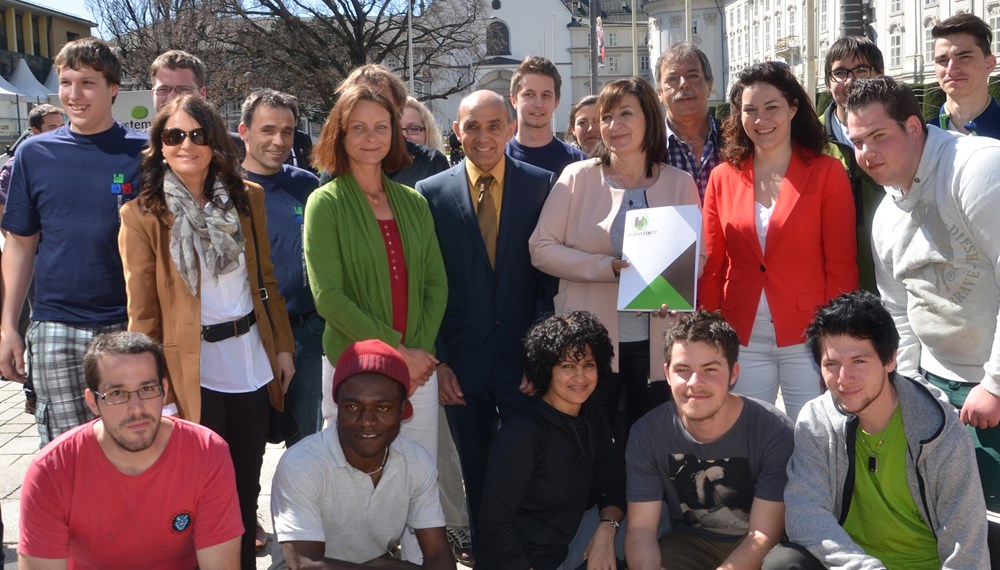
[665,114,721,203]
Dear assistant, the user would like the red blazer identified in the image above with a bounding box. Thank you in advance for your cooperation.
[698,149,857,346]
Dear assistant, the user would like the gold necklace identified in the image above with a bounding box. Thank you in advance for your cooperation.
[365,192,382,206]
[363,447,389,476]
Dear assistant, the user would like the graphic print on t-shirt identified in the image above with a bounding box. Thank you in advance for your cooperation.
[669,454,753,532]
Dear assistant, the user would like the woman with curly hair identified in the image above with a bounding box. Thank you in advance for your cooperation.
[478,311,625,570]
[699,61,857,420]
[118,94,295,568]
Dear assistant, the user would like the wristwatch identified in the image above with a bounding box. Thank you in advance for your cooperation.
[600,518,621,531]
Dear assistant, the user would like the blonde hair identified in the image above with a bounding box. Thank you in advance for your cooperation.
[404,97,444,153]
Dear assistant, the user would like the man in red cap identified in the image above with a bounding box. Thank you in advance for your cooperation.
[270,339,455,569]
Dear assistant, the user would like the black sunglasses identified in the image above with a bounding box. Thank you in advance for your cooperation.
[162,127,209,147]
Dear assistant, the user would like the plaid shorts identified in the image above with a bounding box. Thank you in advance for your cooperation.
[26,320,126,446]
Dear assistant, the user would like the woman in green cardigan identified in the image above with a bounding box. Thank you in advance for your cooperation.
[304,84,447,461]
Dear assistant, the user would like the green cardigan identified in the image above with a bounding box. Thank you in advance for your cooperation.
[304,173,447,363]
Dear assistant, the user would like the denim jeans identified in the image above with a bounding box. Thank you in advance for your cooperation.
[286,312,324,447]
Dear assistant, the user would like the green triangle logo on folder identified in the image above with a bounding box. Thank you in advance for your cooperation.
[626,275,693,310]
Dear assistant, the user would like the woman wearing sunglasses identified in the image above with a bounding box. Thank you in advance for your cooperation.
[118,94,295,569]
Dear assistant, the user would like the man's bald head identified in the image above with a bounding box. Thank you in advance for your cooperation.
[454,90,514,172]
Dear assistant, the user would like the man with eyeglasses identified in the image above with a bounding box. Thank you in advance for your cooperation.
[821,36,887,294]
[932,14,1000,138]
[18,331,243,568]
[0,38,147,446]
[656,42,720,203]
[150,50,207,112]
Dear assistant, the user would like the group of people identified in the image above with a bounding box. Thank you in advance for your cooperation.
[1,9,999,570]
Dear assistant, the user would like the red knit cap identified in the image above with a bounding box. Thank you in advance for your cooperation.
[332,339,413,420]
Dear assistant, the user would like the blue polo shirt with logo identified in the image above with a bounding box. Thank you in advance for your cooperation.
[244,165,319,316]
[1,122,147,326]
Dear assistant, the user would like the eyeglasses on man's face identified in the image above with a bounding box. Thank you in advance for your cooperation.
[154,85,198,97]
[93,384,164,406]
[828,65,874,83]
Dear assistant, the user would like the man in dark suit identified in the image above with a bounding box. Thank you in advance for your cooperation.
[416,90,555,544]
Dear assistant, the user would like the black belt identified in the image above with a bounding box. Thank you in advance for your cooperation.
[201,310,257,343]
[288,310,317,327]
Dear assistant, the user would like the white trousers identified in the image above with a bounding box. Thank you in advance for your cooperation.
[733,317,821,421]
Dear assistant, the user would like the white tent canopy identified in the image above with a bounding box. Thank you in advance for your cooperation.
[43,67,58,94]
[10,60,52,99]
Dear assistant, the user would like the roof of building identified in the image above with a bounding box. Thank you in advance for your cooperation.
[0,0,97,27]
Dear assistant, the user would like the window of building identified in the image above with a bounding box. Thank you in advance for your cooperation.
[486,21,511,56]
[640,55,649,71]
[15,12,24,53]
[924,0,936,6]
[67,31,80,43]
[991,6,1000,54]
[608,57,620,72]
[924,18,935,64]
[607,32,618,47]
[0,13,7,51]
[31,16,40,55]
[820,0,828,32]
[890,0,901,12]
[789,8,797,37]
[776,11,782,37]
[890,26,902,67]
[764,17,771,53]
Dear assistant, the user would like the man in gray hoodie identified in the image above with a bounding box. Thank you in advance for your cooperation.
[784,290,988,568]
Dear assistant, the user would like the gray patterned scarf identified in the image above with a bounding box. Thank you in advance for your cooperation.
[163,169,245,296]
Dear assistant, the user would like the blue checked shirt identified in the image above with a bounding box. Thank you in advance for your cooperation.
[665,114,721,203]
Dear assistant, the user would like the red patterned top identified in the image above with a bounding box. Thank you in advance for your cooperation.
[378,219,409,339]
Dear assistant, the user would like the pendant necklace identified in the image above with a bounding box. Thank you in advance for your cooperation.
[363,447,389,476]
[857,428,888,473]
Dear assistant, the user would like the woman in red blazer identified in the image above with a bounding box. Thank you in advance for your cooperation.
[699,62,857,420]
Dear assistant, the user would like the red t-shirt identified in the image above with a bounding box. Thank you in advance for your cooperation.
[379,219,409,338]
[19,418,242,569]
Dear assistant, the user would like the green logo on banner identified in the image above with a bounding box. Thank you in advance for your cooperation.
[131,106,149,120]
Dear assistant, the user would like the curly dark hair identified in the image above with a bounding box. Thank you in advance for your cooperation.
[721,61,827,168]
[137,95,249,221]
[523,311,615,397]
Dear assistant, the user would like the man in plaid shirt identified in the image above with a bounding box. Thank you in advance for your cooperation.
[656,42,720,203]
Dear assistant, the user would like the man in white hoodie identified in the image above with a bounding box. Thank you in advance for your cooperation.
[846,75,1000,513]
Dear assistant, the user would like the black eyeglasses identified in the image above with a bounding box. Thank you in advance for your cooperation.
[828,65,874,83]
[402,125,426,135]
[93,384,164,406]
[162,127,209,147]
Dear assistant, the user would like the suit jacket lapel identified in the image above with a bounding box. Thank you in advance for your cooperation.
[495,160,519,269]
[451,160,494,270]
[764,152,806,256]
[738,162,766,264]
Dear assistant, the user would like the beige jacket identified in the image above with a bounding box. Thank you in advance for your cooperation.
[118,182,295,423]
[529,158,700,380]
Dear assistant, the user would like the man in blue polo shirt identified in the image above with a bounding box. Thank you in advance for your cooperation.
[506,55,587,180]
[238,88,321,446]
[932,14,1000,138]
[0,37,147,446]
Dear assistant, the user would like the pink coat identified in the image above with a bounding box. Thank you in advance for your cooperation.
[529,158,700,381]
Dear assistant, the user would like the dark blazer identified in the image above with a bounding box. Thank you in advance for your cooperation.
[416,156,555,394]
